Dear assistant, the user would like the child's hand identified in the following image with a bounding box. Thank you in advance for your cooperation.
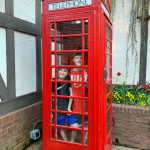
[66,108,72,115]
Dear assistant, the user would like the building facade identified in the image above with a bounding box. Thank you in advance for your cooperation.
[112,0,150,85]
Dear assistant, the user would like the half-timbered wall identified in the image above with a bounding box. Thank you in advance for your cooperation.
[146,21,150,82]
[112,0,141,85]
[0,0,41,116]
[112,0,150,85]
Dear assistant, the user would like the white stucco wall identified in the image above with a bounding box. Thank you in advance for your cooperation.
[146,21,150,83]
[14,0,35,23]
[0,28,7,86]
[112,0,141,85]
[0,0,5,13]
[15,32,36,96]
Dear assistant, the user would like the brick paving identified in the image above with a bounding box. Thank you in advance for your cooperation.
[26,140,139,150]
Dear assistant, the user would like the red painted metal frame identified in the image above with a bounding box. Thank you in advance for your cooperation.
[42,0,112,150]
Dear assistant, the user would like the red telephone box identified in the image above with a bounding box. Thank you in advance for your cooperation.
[42,0,112,149]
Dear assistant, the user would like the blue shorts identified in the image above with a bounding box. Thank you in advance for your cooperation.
[57,114,78,126]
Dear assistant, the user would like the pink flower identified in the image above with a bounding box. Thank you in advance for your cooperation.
[142,85,148,89]
[117,72,122,76]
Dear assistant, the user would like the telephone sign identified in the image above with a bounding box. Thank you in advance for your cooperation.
[49,0,92,10]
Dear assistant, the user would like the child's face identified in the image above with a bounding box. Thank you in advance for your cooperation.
[73,55,82,66]
[58,68,68,79]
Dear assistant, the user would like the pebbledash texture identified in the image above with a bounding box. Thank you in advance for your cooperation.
[112,104,150,150]
[0,102,42,150]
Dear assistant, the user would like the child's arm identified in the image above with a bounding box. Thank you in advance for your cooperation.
[67,87,73,112]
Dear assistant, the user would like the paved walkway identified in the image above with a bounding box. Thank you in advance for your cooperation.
[26,140,139,150]
[113,146,139,150]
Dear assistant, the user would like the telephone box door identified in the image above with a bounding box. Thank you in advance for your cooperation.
[103,16,112,150]
[43,12,94,150]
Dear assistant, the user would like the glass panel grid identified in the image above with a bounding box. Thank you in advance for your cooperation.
[105,25,112,139]
[49,19,88,145]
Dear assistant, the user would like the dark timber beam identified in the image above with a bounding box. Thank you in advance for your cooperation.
[0,12,41,36]
[36,36,42,91]
[36,0,42,91]
[6,29,16,98]
[0,92,41,116]
[5,0,14,16]
[139,0,149,84]
[36,0,42,26]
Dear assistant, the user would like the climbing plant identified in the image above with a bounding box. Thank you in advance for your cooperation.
[110,0,148,84]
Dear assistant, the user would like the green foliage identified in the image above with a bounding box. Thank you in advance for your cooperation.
[147,95,150,106]
[113,84,150,106]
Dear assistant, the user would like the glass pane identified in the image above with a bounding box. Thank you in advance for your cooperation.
[106,54,110,68]
[84,131,88,144]
[50,38,63,51]
[57,114,81,125]
[107,96,111,109]
[51,54,55,65]
[72,98,83,113]
[51,112,55,124]
[106,26,111,40]
[51,68,56,79]
[51,38,55,51]
[56,98,71,111]
[51,81,55,94]
[54,53,88,66]
[84,99,88,113]
[55,53,73,66]
[56,127,82,143]
[71,77,83,90]
[56,20,82,35]
[55,37,82,51]
[51,97,55,110]
[84,84,88,97]
[84,36,88,50]
[51,126,55,139]
[84,19,88,34]
[84,52,88,65]
[106,84,110,94]
[50,22,55,36]
[106,54,110,80]
[84,115,88,128]
[73,130,82,143]
[57,128,69,141]
[56,54,63,65]
[106,41,111,54]
[106,68,110,80]
[107,108,111,134]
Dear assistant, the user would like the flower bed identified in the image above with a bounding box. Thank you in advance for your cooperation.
[112,84,150,106]
[112,73,150,149]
